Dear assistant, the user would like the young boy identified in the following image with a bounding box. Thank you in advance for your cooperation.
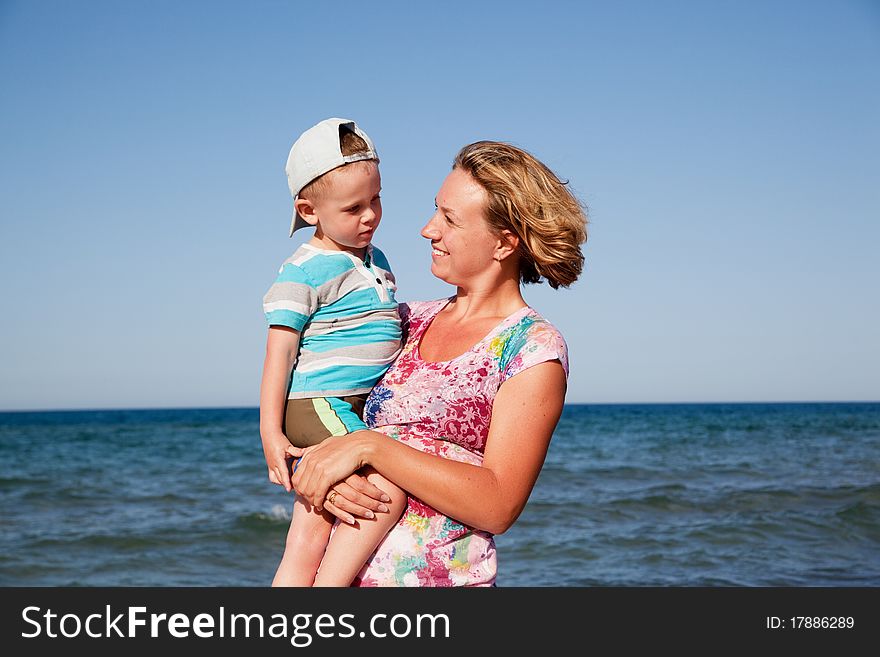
[259,118,406,586]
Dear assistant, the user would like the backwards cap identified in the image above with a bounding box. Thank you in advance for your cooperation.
[284,118,378,236]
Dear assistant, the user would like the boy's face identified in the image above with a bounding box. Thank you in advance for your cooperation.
[299,161,382,257]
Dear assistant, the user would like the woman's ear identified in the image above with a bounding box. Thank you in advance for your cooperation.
[294,198,319,227]
[494,229,520,262]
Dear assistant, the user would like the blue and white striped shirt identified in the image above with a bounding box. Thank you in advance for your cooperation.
[263,243,402,399]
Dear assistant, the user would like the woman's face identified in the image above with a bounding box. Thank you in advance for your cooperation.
[421,168,500,286]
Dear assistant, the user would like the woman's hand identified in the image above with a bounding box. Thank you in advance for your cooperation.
[288,432,386,520]
[320,474,394,525]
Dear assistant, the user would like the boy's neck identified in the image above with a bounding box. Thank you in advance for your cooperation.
[306,236,368,262]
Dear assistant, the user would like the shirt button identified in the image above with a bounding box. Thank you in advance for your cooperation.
[375,278,382,284]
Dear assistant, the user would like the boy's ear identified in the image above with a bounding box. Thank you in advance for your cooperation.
[494,229,520,262]
[293,198,319,227]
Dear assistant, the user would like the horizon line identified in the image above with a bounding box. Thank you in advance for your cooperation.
[1,399,879,414]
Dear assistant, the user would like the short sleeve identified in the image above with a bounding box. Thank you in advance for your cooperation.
[397,302,412,344]
[262,262,318,331]
[500,320,569,382]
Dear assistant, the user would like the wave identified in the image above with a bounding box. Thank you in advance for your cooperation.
[233,505,291,531]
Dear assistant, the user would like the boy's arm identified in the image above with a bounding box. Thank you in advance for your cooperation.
[260,325,393,517]
[259,325,300,492]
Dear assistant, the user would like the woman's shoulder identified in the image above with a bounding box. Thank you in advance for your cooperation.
[498,307,570,378]
[522,308,567,343]
[499,307,567,344]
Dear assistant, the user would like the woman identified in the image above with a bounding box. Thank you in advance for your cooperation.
[289,140,588,586]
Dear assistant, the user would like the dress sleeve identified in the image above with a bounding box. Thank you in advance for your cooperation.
[262,262,318,331]
[500,320,570,382]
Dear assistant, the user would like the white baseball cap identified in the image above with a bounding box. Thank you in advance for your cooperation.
[284,118,379,236]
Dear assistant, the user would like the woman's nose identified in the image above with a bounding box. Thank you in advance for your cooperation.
[421,213,440,239]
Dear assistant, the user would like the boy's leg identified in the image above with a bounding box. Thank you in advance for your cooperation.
[312,467,407,587]
[273,395,349,586]
[272,494,335,587]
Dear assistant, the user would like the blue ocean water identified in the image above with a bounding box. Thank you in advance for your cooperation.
[1,403,878,586]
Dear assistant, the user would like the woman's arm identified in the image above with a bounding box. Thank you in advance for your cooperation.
[292,360,566,535]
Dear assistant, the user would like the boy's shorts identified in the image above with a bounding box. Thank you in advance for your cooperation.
[283,394,369,449]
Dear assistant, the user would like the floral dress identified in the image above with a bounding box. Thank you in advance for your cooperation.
[352,298,569,587]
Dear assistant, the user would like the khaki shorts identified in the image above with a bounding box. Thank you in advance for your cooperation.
[283,394,369,448]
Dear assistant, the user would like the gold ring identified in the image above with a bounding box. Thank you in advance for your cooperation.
[326,490,338,505]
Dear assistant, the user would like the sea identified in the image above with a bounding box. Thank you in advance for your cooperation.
[1,403,878,587]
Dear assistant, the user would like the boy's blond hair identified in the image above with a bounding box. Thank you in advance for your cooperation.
[299,128,376,203]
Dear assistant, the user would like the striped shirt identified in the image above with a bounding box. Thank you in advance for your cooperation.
[263,243,402,399]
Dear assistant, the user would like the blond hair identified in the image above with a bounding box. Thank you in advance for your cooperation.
[300,127,377,202]
[452,141,588,289]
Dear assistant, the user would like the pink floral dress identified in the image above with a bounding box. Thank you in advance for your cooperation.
[352,298,569,587]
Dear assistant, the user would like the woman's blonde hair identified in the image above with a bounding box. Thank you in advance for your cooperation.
[453,141,588,289]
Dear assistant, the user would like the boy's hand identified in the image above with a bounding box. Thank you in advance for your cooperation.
[261,433,302,492]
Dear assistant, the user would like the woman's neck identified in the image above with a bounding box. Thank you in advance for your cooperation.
[448,277,526,321]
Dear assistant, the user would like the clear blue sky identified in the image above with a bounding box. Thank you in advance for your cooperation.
[1,0,878,410]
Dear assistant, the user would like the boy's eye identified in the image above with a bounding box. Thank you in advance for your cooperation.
[346,206,360,213]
